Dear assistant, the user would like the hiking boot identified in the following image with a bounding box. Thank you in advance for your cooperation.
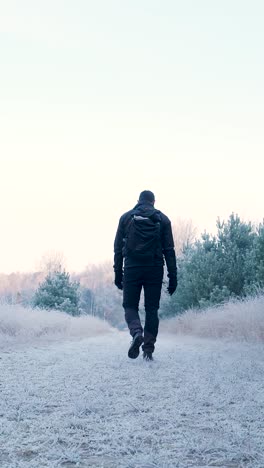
[128,332,144,359]
[143,351,153,361]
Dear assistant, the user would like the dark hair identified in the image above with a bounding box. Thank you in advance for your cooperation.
[138,190,155,203]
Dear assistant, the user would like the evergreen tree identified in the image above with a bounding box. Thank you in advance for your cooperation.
[33,270,80,316]
[161,214,259,317]
[253,222,264,288]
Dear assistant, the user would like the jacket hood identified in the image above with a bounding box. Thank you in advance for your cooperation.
[133,202,161,222]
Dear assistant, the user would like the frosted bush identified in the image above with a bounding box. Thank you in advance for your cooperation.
[161,295,264,341]
[0,304,112,348]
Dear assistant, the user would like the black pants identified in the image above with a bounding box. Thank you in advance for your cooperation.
[123,266,164,353]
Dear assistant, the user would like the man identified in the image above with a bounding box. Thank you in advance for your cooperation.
[114,190,177,361]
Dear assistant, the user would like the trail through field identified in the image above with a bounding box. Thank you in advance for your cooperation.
[1,332,264,468]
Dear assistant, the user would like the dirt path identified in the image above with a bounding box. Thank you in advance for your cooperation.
[1,333,263,467]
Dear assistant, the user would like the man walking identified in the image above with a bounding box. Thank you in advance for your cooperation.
[114,190,177,361]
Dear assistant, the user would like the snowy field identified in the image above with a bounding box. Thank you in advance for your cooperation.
[1,304,264,468]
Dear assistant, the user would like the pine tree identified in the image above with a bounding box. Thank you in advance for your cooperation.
[34,270,80,316]
[160,214,259,316]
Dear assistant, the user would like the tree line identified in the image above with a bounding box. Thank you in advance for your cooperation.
[0,214,263,326]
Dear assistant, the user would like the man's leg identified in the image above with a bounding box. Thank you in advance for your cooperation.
[142,266,163,354]
[123,267,143,337]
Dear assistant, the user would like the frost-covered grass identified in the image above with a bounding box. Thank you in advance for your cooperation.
[1,300,264,467]
[161,295,264,342]
[1,334,264,467]
[0,305,112,349]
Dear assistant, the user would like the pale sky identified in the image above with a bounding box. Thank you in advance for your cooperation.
[1,0,263,273]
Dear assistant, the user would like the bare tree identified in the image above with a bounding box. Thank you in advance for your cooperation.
[38,250,66,274]
[172,218,197,256]
[79,261,113,290]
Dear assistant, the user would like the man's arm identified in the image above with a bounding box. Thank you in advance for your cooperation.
[113,217,124,289]
[162,219,177,295]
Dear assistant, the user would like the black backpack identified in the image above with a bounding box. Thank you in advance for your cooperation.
[124,214,161,260]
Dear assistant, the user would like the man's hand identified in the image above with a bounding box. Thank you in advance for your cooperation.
[167,277,177,296]
[115,280,123,290]
[114,271,123,290]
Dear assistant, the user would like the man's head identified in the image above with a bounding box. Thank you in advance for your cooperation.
[138,190,155,205]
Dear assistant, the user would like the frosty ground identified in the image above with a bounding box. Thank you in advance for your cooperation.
[1,324,264,468]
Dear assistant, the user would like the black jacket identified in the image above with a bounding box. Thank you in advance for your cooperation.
[114,202,177,280]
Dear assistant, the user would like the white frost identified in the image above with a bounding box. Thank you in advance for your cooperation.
[161,295,264,342]
[0,302,264,467]
[0,305,112,349]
